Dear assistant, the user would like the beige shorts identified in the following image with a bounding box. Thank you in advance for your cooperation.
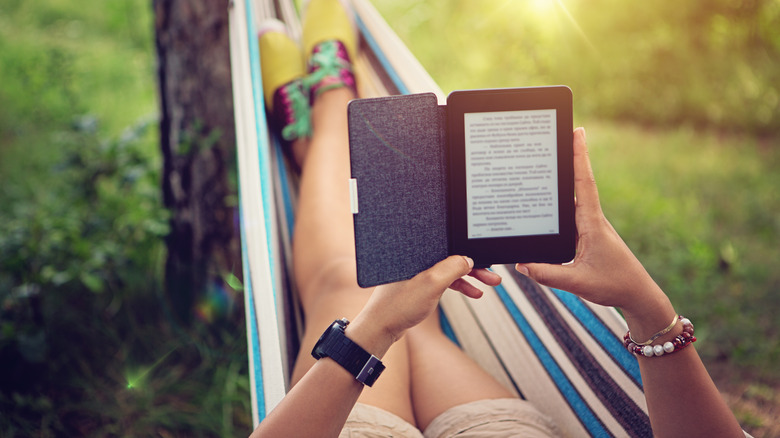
[339,398,558,438]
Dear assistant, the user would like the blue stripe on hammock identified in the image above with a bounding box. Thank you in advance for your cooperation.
[243,0,280,420]
[245,254,266,419]
[355,14,410,95]
[245,0,279,295]
[511,273,650,436]
[493,282,610,437]
[551,288,643,387]
[439,307,461,347]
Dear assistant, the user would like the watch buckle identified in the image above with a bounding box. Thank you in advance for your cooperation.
[356,355,382,386]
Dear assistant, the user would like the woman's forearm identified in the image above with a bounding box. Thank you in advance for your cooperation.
[249,359,364,438]
[636,345,743,437]
[249,317,395,438]
[622,283,743,437]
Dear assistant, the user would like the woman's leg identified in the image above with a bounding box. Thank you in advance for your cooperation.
[257,0,416,422]
[288,87,416,425]
[406,306,517,430]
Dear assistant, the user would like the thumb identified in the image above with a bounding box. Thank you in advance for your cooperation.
[414,255,474,292]
[515,262,573,291]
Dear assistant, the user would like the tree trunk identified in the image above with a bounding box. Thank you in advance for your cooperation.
[153,0,239,324]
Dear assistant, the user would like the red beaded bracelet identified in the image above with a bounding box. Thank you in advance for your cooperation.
[623,316,697,358]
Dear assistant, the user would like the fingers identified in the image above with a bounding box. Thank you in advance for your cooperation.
[449,277,484,299]
[572,128,601,216]
[468,268,502,286]
[414,256,497,300]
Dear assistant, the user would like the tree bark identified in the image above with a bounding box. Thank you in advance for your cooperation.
[154,0,239,323]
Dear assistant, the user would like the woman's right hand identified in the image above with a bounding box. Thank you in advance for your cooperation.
[515,128,675,337]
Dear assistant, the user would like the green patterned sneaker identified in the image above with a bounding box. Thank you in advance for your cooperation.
[301,0,358,100]
[305,39,357,99]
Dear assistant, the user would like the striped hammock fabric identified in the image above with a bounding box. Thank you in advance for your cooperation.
[228,0,660,436]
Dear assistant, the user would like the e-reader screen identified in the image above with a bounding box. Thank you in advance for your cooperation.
[447,86,575,267]
[464,109,559,239]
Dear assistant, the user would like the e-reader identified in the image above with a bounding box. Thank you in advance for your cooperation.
[446,86,575,267]
[348,86,576,287]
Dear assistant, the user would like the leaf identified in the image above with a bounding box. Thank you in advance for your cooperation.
[223,272,243,292]
[80,271,105,293]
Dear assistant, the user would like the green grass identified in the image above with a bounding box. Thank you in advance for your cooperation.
[584,120,780,374]
[0,0,157,189]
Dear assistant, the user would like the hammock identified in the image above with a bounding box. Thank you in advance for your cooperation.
[228,0,655,436]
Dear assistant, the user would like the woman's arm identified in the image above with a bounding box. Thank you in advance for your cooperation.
[248,317,389,438]
[250,255,498,437]
[517,128,744,437]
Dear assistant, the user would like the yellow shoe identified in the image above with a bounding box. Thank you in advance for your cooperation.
[301,0,358,98]
[258,19,311,142]
[302,0,357,62]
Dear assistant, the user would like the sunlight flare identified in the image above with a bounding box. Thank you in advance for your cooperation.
[125,347,178,390]
[553,0,600,56]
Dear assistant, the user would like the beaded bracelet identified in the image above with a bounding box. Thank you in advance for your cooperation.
[624,316,696,358]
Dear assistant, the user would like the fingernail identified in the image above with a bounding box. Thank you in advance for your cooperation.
[515,264,529,276]
[465,256,474,269]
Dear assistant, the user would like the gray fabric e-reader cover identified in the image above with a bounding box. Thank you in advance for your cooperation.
[348,93,449,287]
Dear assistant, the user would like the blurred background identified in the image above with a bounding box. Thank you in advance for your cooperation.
[1,0,778,436]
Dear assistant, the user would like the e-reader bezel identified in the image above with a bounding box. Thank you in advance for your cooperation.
[446,86,576,267]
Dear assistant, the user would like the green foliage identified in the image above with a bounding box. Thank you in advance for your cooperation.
[374,0,780,134]
[0,287,252,437]
[0,117,166,434]
[0,117,168,295]
[0,0,252,436]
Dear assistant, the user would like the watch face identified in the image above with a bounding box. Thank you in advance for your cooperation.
[311,320,343,359]
[309,318,385,386]
[312,329,331,359]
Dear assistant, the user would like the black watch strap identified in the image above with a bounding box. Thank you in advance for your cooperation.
[311,318,385,386]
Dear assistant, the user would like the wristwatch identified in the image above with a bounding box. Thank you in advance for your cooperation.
[311,318,385,387]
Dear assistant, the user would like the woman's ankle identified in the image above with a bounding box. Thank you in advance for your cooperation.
[290,137,310,169]
[310,87,355,129]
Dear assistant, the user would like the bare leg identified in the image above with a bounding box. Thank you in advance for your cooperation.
[406,306,516,430]
[288,87,416,425]
[291,88,355,298]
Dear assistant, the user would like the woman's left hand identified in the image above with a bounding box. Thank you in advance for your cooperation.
[355,256,501,348]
